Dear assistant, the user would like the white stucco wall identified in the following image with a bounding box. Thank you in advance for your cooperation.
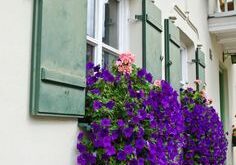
[0,1,78,164]
[0,0,235,164]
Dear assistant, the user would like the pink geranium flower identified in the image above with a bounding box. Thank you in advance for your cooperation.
[200,89,206,98]
[194,79,202,85]
[154,80,162,88]
[119,52,135,65]
[116,52,135,74]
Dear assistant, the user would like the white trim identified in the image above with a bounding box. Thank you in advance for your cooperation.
[102,43,120,55]
[87,36,99,46]
[95,0,104,65]
[180,43,189,85]
[118,0,130,52]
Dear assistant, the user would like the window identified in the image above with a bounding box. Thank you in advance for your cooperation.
[86,0,129,68]
[180,44,188,85]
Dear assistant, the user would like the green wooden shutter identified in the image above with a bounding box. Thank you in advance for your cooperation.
[30,0,87,117]
[164,19,181,90]
[140,0,162,79]
[195,48,206,90]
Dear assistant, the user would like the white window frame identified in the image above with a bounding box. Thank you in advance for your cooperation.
[87,0,129,66]
[180,43,188,85]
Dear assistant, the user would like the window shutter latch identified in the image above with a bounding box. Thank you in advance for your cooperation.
[160,55,164,61]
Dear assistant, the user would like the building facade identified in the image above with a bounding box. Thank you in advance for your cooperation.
[0,0,236,164]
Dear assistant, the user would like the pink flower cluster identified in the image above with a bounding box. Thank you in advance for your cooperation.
[116,52,135,74]
[153,80,161,88]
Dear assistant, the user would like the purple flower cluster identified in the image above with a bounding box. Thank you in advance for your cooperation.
[77,63,185,164]
[181,88,228,164]
[77,62,227,165]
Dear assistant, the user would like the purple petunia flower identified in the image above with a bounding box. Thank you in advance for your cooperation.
[101,118,111,127]
[145,73,153,83]
[136,90,144,99]
[137,69,146,78]
[102,70,115,82]
[137,127,144,137]
[77,143,87,153]
[86,62,94,70]
[128,88,136,98]
[117,151,126,161]
[131,116,139,124]
[124,145,134,155]
[135,139,145,150]
[117,119,125,127]
[106,100,115,110]
[77,132,84,141]
[123,127,133,138]
[93,65,100,72]
[105,146,116,156]
[138,158,145,165]
[111,130,119,140]
[138,109,147,120]
[103,136,111,147]
[77,154,86,165]
[87,76,98,86]
[150,120,157,128]
[93,100,103,110]
[90,89,100,95]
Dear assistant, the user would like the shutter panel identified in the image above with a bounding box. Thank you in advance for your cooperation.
[30,0,87,117]
[196,48,206,90]
[164,19,181,90]
[141,0,162,79]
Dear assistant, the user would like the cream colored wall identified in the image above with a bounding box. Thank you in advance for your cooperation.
[0,1,78,165]
[0,0,235,164]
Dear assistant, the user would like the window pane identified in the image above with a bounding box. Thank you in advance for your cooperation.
[87,0,95,37]
[103,0,119,49]
[102,51,118,70]
[87,44,94,63]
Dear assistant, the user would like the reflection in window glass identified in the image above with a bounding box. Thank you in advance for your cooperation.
[87,0,95,37]
[103,0,119,49]
[102,51,118,70]
[87,44,94,75]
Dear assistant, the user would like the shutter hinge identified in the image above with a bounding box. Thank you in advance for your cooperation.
[192,59,199,63]
[135,14,147,21]
[168,61,173,65]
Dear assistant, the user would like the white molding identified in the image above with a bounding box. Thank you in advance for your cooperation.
[218,37,236,44]
[209,22,236,33]
[174,5,187,20]
[174,5,199,38]
[209,11,236,18]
